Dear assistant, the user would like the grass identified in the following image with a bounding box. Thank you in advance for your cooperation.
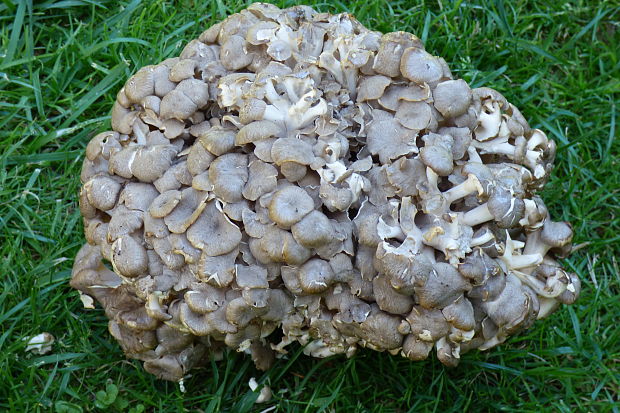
[0,0,618,411]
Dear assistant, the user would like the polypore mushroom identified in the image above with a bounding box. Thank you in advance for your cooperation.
[72,4,581,381]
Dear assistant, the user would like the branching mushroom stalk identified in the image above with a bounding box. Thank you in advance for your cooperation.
[72,4,581,381]
[261,74,328,133]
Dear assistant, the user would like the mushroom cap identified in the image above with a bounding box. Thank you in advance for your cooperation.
[149,190,182,219]
[160,89,197,121]
[395,101,433,130]
[199,127,236,156]
[372,276,414,315]
[441,295,475,331]
[379,84,431,111]
[163,187,208,234]
[186,201,242,257]
[179,303,213,336]
[209,153,249,203]
[143,355,185,382]
[107,208,143,241]
[185,287,225,314]
[271,138,315,166]
[111,235,148,278]
[298,258,335,294]
[400,47,444,85]
[402,334,434,360]
[432,79,472,119]
[187,142,215,176]
[236,120,281,143]
[366,110,417,164]
[84,175,122,211]
[291,210,336,248]
[420,144,453,176]
[373,32,422,78]
[131,145,178,183]
[488,189,525,228]
[359,306,404,350]
[120,183,159,211]
[220,35,254,70]
[415,263,471,309]
[482,273,539,336]
[197,247,238,287]
[540,221,573,248]
[236,265,269,289]
[268,186,315,228]
[357,75,391,102]
[404,306,450,342]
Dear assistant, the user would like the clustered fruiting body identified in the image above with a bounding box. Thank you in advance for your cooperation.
[72,3,580,381]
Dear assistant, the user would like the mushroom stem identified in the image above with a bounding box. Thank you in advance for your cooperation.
[473,140,543,176]
[282,77,301,102]
[443,174,483,205]
[503,253,543,270]
[467,146,482,163]
[511,270,567,298]
[522,229,549,258]
[537,297,560,319]
[288,97,327,130]
[344,68,358,100]
[469,229,494,247]
[527,129,548,151]
[462,203,493,226]
[263,105,286,124]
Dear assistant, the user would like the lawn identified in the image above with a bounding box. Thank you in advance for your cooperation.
[1,0,618,411]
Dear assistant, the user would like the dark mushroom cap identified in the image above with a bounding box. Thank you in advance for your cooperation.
[487,188,526,228]
[541,221,573,249]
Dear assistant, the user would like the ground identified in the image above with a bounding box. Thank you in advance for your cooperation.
[0,0,618,411]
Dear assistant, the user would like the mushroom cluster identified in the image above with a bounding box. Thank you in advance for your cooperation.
[72,3,580,381]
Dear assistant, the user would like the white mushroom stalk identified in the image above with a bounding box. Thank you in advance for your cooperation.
[261,74,328,132]
[72,3,581,381]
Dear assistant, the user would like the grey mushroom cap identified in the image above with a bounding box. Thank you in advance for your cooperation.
[420,144,454,176]
[395,101,433,130]
[372,276,414,315]
[433,79,472,119]
[209,153,249,203]
[199,127,236,156]
[197,248,238,287]
[149,190,182,219]
[268,186,315,228]
[357,75,391,102]
[297,258,335,294]
[541,221,573,249]
[111,235,148,278]
[243,159,278,201]
[84,176,122,211]
[160,90,197,121]
[401,334,434,360]
[291,210,336,248]
[415,263,472,309]
[488,189,526,228]
[132,145,178,183]
[186,201,242,256]
[441,295,475,331]
[373,32,422,78]
[400,47,444,85]
[163,187,208,234]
